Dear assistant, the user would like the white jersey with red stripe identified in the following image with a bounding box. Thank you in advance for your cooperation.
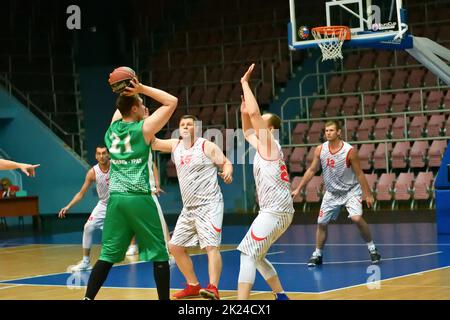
[253,140,294,214]
[173,137,223,207]
[320,140,360,193]
[93,164,110,206]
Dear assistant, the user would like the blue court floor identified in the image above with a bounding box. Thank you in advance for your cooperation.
[1,223,450,293]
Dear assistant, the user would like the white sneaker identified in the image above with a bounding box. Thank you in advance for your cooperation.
[169,255,176,267]
[126,245,138,256]
[70,260,92,272]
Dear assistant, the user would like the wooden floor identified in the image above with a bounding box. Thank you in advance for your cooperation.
[1,244,449,300]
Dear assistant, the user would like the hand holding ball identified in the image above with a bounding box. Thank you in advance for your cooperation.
[108,66,137,94]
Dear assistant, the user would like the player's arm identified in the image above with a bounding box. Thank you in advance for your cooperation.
[241,64,269,138]
[241,64,277,159]
[204,140,233,184]
[0,159,40,177]
[58,169,95,218]
[123,78,178,143]
[240,95,258,149]
[348,148,374,208]
[151,138,179,153]
[152,162,164,196]
[291,146,322,197]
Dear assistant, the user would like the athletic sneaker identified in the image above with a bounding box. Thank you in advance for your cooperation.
[199,284,220,300]
[70,260,93,272]
[168,256,176,267]
[307,254,323,267]
[275,293,290,300]
[126,245,138,256]
[172,283,202,299]
[369,249,381,264]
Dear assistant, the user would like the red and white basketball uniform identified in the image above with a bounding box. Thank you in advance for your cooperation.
[238,140,294,260]
[170,138,224,249]
[82,164,110,249]
[318,140,362,224]
[86,164,110,229]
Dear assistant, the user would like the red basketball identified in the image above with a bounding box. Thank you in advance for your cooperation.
[108,66,136,93]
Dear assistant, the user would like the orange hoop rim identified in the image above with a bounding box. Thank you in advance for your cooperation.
[312,26,351,40]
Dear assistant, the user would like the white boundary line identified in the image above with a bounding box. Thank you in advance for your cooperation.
[0,284,23,290]
[271,243,450,246]
[0,244,77,254]
[0,248,237,284]
[271,251,443,265]
[316,265,450,295]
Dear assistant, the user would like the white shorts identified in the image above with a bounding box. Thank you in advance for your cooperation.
[318,186,362,224]
[169,201,223,249]
[85,201,107,230]
[237,210,293,260]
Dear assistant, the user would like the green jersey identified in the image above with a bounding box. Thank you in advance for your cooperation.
[105,119,152,194]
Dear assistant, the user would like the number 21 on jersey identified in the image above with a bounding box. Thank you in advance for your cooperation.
[109,133,133,154]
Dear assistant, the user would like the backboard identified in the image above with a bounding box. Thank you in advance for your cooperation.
[288,0,412,51]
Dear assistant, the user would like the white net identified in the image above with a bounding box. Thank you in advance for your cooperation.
[312,26,349,61]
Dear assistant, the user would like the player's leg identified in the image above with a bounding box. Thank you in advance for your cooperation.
[256,258,289,300]
[84,260,113,300]
[197,202,223,300]
[346,193,381,263]
[73,203,105,272]
[204,246,222,287]
[237,253,257,300]
[237,211,292,299]
[308,192,341,267]
[169,207,202,299]
[128,194,170,300]
[84,196,133,299]
[169,243,199,283]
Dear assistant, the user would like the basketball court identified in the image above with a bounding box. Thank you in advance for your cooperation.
[1,223,450,300]
[1,0,450,301]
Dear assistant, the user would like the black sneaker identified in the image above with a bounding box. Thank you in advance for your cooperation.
[369,249,381,264]
[307,254,322,267]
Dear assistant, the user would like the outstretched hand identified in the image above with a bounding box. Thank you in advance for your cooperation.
[20,163,40,177]
[241,63,255,84]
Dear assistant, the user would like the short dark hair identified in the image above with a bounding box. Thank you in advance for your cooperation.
[264,113,281,130]
[95,145,108,153]
[115,94,140,117]
[325,119,342,131]
[179,114,199,123]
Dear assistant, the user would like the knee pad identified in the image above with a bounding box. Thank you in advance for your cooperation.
[238,253,256,284]
[256,258,277,281]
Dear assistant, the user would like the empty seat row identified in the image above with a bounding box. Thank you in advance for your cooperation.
[292,114,450,144]
[310,90,450,119]
[326,69,444,95]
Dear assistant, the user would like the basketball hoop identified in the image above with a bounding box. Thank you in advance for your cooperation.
[312,26,351,61]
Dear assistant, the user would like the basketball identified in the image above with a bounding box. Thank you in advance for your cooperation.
[108,66,136,93]
[298,26,310,40]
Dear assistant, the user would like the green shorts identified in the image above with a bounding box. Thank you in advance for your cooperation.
[100,193,169,263]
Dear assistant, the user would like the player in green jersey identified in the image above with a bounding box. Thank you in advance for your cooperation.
[84,77,178,300]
